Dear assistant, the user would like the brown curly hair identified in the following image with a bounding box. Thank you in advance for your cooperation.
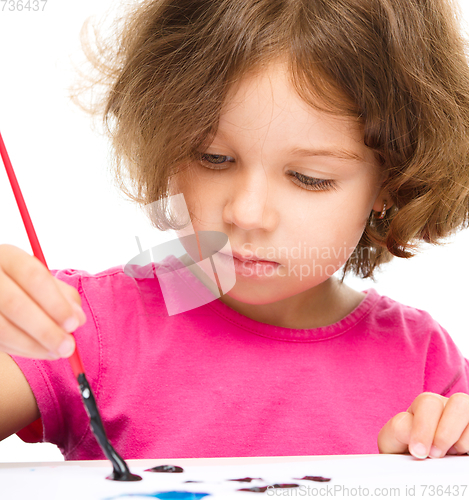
[70,0,469,281]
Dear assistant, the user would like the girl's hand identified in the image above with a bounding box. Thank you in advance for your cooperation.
[378,392,469,458]
[0,244,86,360]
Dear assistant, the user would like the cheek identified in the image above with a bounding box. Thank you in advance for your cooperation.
[294,185,373,257]
[327,191,374,256]
[171,168,206,214]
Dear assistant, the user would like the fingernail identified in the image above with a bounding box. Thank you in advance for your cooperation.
[447,445,459,455]
[71,302,86,323]
[429,445,443,458]
[411,442,428,459]
[62,316,79,333]
[57,337,75,358]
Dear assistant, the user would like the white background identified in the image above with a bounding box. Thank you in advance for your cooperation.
[1,0,469,462]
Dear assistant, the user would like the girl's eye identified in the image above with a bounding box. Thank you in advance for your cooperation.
[288,171,337,192]
[199,153,234,165]
[198,153,336,192]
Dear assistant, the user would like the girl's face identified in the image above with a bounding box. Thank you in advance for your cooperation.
[175,60,388,326]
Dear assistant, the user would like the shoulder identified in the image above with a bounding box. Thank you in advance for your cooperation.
[365,289,469,395]
[51,264,144,285]
[365,289,446,340]
[50,265,125,289]
[337,281,440,340]
[50,261,166,300]
[360,288,463,368]
[48,262,171,336]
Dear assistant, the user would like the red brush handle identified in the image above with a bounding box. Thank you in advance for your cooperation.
[0,130,85,377]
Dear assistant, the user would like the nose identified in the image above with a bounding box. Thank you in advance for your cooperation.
[222,168,279,231]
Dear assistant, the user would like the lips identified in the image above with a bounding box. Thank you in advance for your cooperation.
[222,250,278,264]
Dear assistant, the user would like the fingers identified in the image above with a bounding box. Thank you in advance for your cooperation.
[378,411,413,454]
[0,244,86,359]
[429,393,469,458]
[407,392,447,458]
[0,245,84,331]
[0,311,62,360]
[0,271,76,359]
[379,392,469,460]
[54,279,86,324]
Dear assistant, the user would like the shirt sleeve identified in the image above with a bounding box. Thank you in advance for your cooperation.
[423,317,469,397]
[10,268,101,454]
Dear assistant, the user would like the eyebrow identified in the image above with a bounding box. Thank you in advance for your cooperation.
[288,146,365,163]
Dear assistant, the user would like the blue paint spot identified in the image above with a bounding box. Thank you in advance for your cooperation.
[104,491,210,500]
[152,493,210,499]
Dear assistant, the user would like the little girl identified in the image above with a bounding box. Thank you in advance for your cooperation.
[1,0,469,462]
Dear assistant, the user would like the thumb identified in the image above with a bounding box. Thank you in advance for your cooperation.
[378,411,413,454]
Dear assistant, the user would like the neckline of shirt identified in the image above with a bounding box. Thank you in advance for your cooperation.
[162,254,381,342]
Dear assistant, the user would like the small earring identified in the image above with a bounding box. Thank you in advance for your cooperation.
[378,201,387,219]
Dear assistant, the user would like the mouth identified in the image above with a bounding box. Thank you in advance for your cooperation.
[217,250,280,278]
[220,251,279,264]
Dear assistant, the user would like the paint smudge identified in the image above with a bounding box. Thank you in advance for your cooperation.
[144,493,209,500]
[144,465,184,473]
[237,486,269,493]
[104,491,210,499]
[228,477,263,482]
[183,481,203,483]
[238,483,299,493]
[294,475,331,482]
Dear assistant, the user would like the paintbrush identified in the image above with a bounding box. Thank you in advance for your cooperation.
[0,130,141,482]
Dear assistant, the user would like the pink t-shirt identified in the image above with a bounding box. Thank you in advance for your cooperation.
[11,255,469,460]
